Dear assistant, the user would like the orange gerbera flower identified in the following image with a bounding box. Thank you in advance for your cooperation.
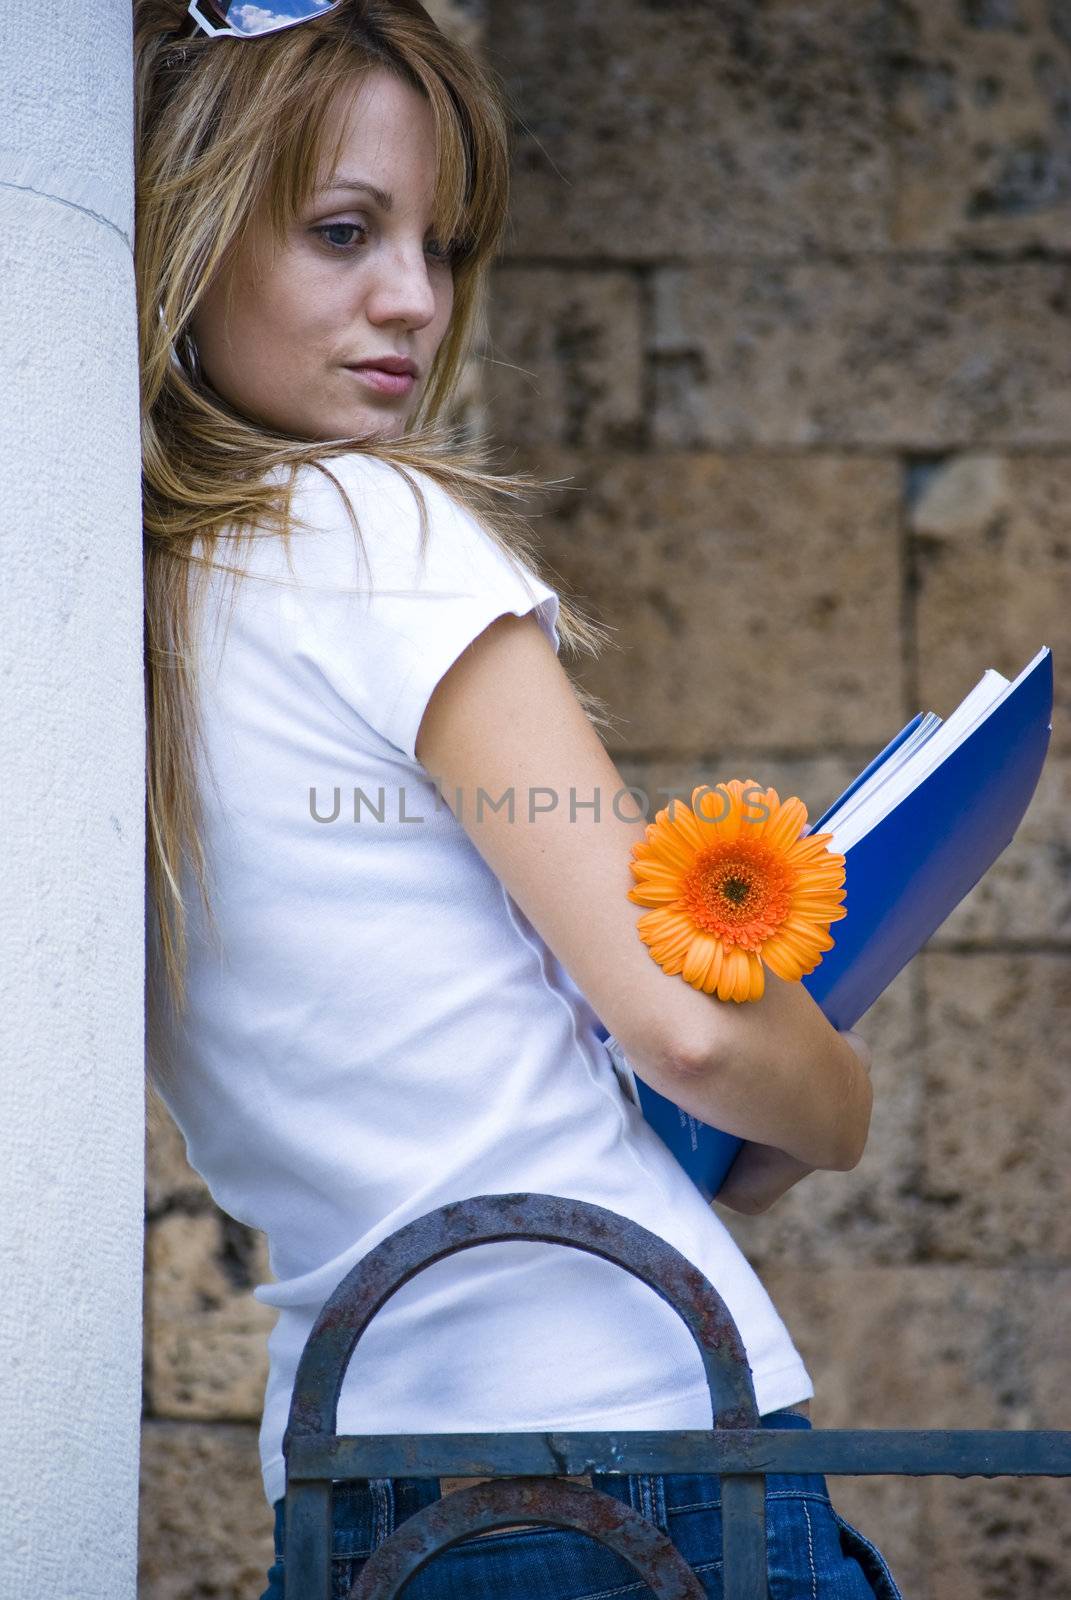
[627,779,847,1003]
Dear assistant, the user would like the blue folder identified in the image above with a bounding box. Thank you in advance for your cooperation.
[594,646,1055,1203]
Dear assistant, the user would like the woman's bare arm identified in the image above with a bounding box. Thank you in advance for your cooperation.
[416,611,871,1171]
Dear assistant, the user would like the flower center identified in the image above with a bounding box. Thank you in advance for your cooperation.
[682,842,793,952]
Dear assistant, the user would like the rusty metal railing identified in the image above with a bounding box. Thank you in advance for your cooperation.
[281,1193,1071,1598]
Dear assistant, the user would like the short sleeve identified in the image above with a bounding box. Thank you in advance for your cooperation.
[280,453,562,765]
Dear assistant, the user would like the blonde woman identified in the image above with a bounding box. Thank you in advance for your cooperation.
[138,3,902,1595]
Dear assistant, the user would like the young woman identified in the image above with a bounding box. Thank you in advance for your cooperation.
[137,3,902,1595]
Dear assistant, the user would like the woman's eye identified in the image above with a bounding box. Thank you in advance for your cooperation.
[313,222,458,262]
[314,222,366,251]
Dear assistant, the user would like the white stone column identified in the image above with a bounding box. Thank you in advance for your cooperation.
[0,4,144,1597]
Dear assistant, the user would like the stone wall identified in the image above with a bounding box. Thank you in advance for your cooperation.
[140,1,1071,1595]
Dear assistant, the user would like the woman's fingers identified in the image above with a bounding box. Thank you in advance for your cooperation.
[839,1027,873,1075]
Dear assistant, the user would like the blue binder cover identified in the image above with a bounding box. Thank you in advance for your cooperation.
[595,646,1054,1203]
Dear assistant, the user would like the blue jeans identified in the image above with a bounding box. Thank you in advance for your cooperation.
[260,1409,903,1599]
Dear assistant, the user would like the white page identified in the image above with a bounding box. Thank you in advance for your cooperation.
[806,713,941,838]
[820,667,1013,854]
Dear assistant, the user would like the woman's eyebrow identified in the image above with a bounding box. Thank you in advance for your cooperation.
[319,176,393,211]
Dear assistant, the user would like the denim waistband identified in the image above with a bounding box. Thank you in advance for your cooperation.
[272,1407,825,1560]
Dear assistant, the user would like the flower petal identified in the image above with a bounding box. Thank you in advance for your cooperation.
[649,920,700,965]
[772,923,827,965]
[682,932,721,988]
[746,785,783,835]
[714,945,745,1002]
[660,799,708,854]
[736,949,755,1001]
[761,795,809,853]
[694,783,742,843]
[761,941,805,982]
[703,939,726,993]
[634,908,680,943]
[644,826,696,873]
[627,877,686,906]
[789,836,845,866]
[788,899,848,921]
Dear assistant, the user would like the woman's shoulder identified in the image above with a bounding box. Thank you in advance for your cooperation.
[285,448,458,525]
[279,449,528,592]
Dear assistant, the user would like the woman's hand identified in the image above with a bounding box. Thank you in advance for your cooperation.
[712,1139,818,1215]
[838,1027,873,1078]
[713,1027,874,1215]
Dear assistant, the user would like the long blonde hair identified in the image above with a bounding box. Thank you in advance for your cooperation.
[136,0,618,1072]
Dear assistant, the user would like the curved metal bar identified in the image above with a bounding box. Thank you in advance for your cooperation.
[283,1192,760,1460]
[344,1476,707,1600]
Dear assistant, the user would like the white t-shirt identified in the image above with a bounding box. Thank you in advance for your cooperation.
[146,451,813,1511]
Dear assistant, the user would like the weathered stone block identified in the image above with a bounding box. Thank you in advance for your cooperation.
[910,453,1071,755]
[489,0,891,258]
[763,1264,1071,1433]
[918,950,1071,1262]
[487,266,644,448]
[423,0,484,51]
[889,0,1071,252]
[651,259,1071,448]
[139,1420,274,1600]
[922,1476,1071,1600]
[520,450,904,755]
[146,1092,212,1218]
[147,1210,274,1421]
[764,1264,1071,1598]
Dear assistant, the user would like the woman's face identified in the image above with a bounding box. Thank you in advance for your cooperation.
[188,68,455,442]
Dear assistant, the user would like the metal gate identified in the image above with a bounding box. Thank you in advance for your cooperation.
[281,1192,1071,1598]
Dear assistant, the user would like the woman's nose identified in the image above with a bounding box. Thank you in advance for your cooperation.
[363,243,439,329]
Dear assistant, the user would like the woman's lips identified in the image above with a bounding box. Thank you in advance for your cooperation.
[345,366,415,398]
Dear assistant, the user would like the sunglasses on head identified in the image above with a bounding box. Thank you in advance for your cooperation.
[186,0,345,38]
